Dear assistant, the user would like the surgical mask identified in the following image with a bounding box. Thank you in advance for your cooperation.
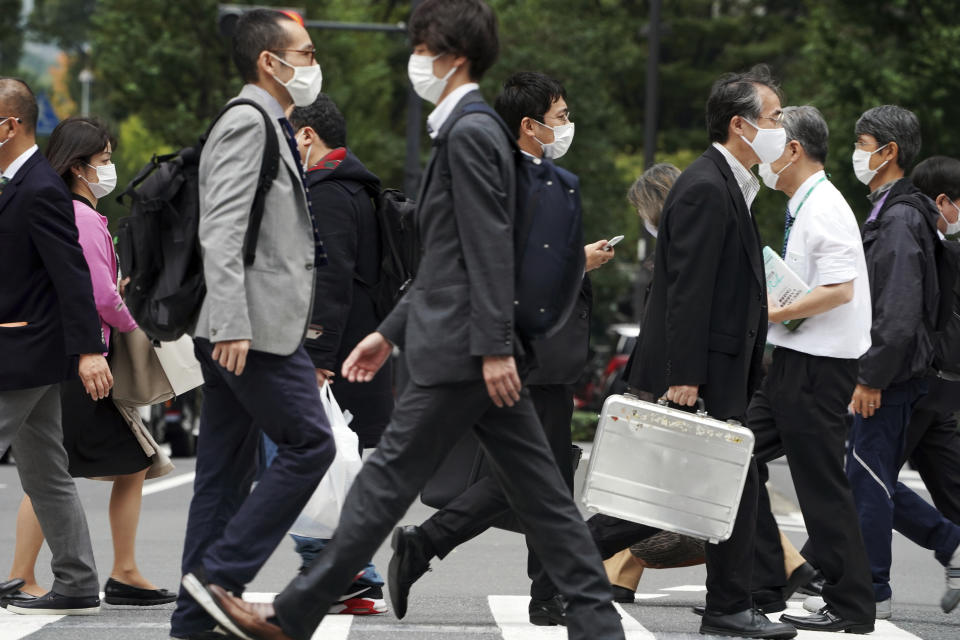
[852,144,890,186]
[534,120,575,160]
[0,116,13,149]
[80,162,117,199]
[408,53,457,104]
[758,159,793,190]
[643,218,658,239]
[270,54,323,108]
[942,199,960,237]
[740,118,787,164]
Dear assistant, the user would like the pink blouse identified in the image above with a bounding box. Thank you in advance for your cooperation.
[73,199,137,352]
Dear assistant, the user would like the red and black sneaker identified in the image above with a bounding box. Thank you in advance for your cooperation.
[328,584,387,615]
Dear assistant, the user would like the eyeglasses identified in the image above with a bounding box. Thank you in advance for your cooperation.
[270,49,316,64]
[757,112,784,126]
[0,116,21,124]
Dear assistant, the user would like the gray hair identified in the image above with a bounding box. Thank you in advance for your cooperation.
[705,64,782,144]
[855,105,921,170]
[628,162,681,230]
[781,106,829,165]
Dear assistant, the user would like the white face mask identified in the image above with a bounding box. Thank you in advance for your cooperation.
[740,118,787,164]
[270,54,323,108]
[80,162,117,199]
[407,53,457,104]
[0,116,14,149]
[758,159,793,190]
[643,218,658,239]
[942,199,960,237]
[534,120,575,159]
[852,143,890,186]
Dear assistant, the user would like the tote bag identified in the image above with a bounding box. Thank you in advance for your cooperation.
[111,329,203,405]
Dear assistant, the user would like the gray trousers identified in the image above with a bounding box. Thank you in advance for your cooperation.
[0,384,99,596]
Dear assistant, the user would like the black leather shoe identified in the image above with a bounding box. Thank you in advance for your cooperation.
[783,562,818,600]
[6,590,100,615]
[700,607,797,638]
[0,578,25,598]
[529,594,566,626]
[693,600,785,616]
[780,606,874,634]
[797,570,825,597]
[104,577,177,606]
[611,585,636,603]
[387,525,433,620]
[0,590,38,609]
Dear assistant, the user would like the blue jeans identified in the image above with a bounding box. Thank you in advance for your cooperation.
[846,378,960,601]
[262,434,383,588]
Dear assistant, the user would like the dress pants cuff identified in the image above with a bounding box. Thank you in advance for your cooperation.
[418,520,448,560]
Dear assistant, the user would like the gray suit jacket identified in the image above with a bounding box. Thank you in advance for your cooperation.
[379,91,517,386]
[193,85,316,356]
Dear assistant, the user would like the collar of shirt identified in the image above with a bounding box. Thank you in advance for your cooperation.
[866,177,899,204]
[427,82,480,139]
[787,169,827,216]
[242,84,286,121]
[712,142,759,210]
[1,144,38,180]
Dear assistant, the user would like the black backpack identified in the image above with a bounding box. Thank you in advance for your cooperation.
[354,188,419,320]
[442,102,584,340]
[116,99,279,342]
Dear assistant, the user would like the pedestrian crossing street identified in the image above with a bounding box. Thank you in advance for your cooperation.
[0,589,926,640]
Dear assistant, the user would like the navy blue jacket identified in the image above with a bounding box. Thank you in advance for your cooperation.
[0,150,105,391]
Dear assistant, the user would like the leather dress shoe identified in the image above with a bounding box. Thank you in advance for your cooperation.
[105,577,177,606]
[387,525,433,620]
[0,589,38,609]
[693,599,785,616]
[797,570,825,597]
[529,594,566,626]
[783,562,817,600]
[611,585,636,603]
[780,605,874,634]
[699,607,797,639]
[207,584,292,640]
[0,578,25,598]
[170,629,240,640]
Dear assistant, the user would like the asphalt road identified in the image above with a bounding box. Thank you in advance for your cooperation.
[0,452,957,639]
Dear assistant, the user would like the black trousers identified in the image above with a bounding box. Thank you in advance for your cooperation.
[272,381,623,640]
[902,379,960,525]
[419,384,576,600]
[750,348,874,623]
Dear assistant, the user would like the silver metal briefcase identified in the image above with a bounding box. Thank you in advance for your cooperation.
[582,394,755,544]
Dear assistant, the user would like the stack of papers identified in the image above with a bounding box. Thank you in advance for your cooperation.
[762,246,810,331]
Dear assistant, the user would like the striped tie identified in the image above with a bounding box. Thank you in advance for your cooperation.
[0,176,8,195]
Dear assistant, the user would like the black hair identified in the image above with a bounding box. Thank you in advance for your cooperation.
[855,105,922,171]
[232,9,294,84]
[911,156,960,202]
[706,64,783,144]
[409,0,499,81]
[289,93,347,149]
[45,117,116,188]
[493,72,566,139]
[0,77,39,135]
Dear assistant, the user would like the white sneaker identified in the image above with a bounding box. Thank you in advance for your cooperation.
[876,598,891,619]
[805,595,890,619]
[943,545,960,613]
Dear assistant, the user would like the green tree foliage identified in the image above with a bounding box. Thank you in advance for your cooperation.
[0,0,24,75]
[28,0,96,53]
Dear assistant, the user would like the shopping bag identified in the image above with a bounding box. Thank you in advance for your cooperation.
[112,329,204,406]
[153,334,204,396]
[289,383,363,539]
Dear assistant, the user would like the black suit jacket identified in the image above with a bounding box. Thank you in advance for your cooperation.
[379,91,517,386]
[0,150,105,391]
[628,146,767,420]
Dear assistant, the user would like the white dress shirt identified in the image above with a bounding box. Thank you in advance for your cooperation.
[426,82,480,139]
[768,170,872,359]
[1,144,38,180]
[712,142,760,210]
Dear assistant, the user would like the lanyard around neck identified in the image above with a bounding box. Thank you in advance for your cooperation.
[784,175,828,250]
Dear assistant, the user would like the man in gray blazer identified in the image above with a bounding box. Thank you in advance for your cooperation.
[187,3,626,640]
[170,10,335,640]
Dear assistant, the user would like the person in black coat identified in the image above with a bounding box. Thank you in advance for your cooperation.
[290,94,392,449]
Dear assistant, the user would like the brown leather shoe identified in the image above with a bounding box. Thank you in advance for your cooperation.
[207,585,293,640]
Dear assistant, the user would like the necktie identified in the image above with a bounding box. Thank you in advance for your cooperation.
[781,207,794,258]
[278,117,327,266]
[0,176,9,195]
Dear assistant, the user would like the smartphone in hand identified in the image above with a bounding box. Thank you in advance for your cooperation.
[603,235,625,251]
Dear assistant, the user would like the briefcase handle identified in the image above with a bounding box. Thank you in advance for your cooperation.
[657,396,708,417]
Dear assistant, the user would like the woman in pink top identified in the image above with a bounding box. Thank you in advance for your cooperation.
[2,118,174,608]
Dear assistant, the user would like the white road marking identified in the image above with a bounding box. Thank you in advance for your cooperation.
[488,595,653,639]
[142,471,195,496]
[0,609,63,640]
[243,593,352,640]
[632,594,669,600]
[782,602,922,639]
[659,585,707,592]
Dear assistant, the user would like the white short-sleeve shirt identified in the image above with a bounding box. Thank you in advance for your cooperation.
[767,170,872,359]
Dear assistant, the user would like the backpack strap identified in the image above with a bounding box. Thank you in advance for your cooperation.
[200,98,281,267]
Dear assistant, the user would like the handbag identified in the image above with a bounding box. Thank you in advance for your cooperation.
[111,329,203,406]
[289,383,364,539]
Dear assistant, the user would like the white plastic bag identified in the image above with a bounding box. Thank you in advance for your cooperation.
[290,383,362,539]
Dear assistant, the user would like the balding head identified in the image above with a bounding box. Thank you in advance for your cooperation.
[0,78,39,136]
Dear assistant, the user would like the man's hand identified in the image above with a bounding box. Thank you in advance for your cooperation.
[767,294,785,324]
[850,384,882,418]
[584,240,615,272]
[315,368,335,387]
[342,332,393,382]
[482,355,522,408]
[78,354,113,400]
[665,384,699,407]
[212,339,251,376]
